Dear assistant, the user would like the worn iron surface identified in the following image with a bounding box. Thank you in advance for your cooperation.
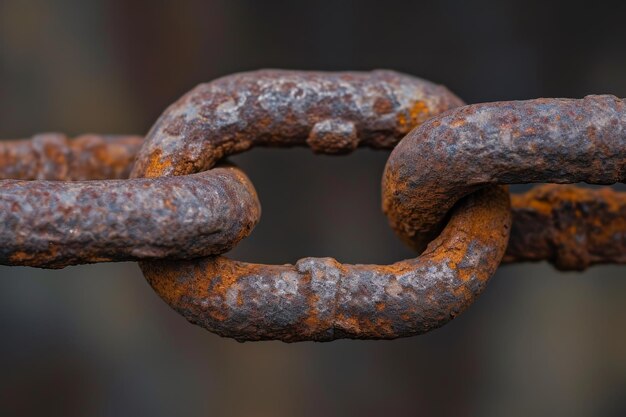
[0,133,143,180]
[506,184,626,270]
[142,187,511,342]
[383,95,626,254]
[0,68,623,342]
[132,70,514,341]
[0,166,260,268]
[130,69,464,177]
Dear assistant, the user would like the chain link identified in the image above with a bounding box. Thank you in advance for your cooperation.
[383,95,626,270]
[0,134,142,180]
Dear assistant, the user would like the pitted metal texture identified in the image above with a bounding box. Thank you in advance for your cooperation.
[2,133,622,268]
[383,95,626,254]
[0,133,143,180]
[0,69,624,343]
[0,166,260,268]
[506,184,626,270]
[130,69,464,177]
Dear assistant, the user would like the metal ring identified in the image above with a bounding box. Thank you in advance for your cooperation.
[506,184,626,270]
[132,69,512,341]
[383,95,626,261]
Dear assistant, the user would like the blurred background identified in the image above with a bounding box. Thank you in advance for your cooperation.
[1,0,626,416]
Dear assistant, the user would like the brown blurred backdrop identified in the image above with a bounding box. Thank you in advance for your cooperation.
[1,1,626,416]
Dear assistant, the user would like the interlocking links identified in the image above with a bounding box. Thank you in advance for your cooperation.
[0,166,260,268]
[141,187,510,342]
[130,69,463,177]
[132,69,512,341]
[0,133,143,180]
[506,185,626,270]
[1,134,621,269]
[383,95,626,267]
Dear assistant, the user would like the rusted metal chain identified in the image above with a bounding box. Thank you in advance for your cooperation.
[506,184,626,270]
[0,70,463,270]
[0,133,143,180]
[132,69,513,341]
[1,132,623,269]
[383,95,626,262]
[0,166,260,268]
[1,69,624,342]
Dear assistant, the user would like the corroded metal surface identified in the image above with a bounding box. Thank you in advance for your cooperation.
[506,184,626,270]
[0,133,143,180]
[383,95,626,253]
[0,166,260,268]
[133,70,513,341]
[2,69,624,341]
[142,187,511,342]
[130,69,464,177]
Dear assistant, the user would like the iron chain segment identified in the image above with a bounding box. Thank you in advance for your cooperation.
[0,133,143,181]
[131,70,509,341]
[383,95,626,270]
[0,70,624,341]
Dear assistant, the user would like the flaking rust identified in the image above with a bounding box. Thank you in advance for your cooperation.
[383,95,626,255]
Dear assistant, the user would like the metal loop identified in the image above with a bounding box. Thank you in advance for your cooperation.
[506,184,626,270]
[383,95,626,264]
[132,69,513,341]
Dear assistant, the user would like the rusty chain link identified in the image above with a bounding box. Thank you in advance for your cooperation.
[0,133,143,180]
[506,185,626,269]
[383,95,626,271]
[131,70,509,341]
[1,69,624,341]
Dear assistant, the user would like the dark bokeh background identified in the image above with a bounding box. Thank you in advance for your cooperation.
[1,1,626,416]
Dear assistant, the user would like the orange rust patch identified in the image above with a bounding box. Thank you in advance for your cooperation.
[237,292,244,307]
[302,293,324,331]
[397,100,431,131]
[9,251,34,263]
[162,198,176,211]
[337,314,361,333]
[374,318,393,335]
[9,243,63,267]
[450,118,467,128]
[143,149,173,178]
